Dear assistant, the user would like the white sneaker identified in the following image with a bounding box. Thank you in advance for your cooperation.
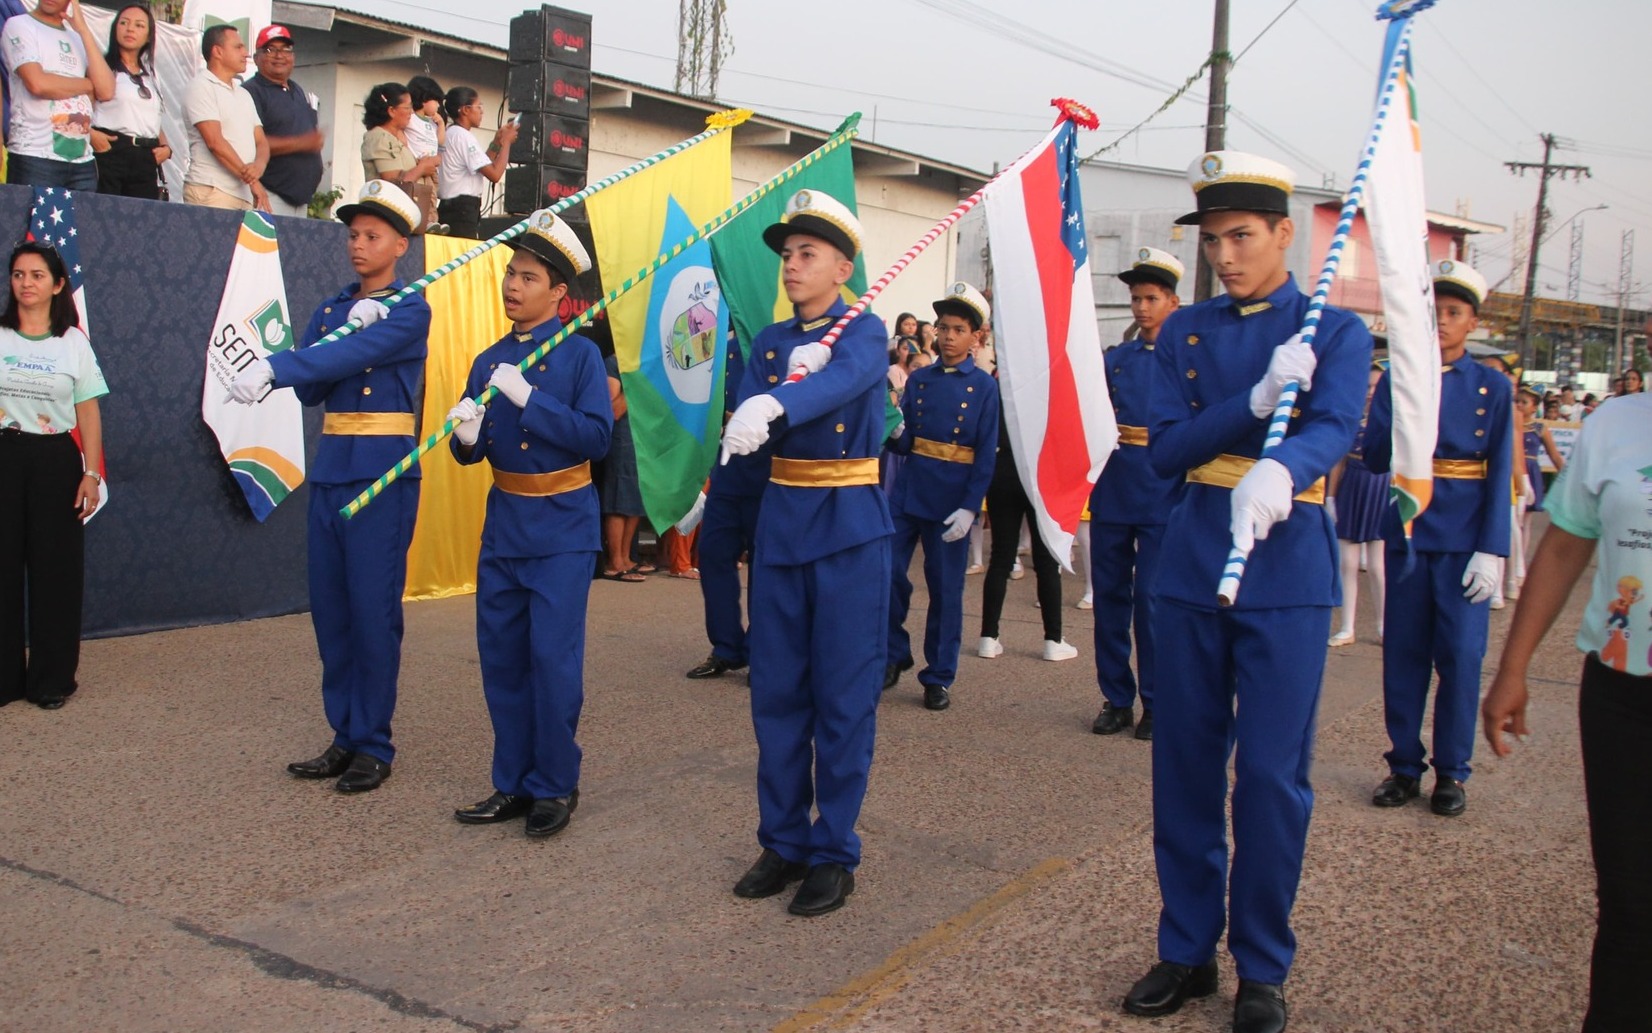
[1077,594,1093,610]
[1042,639,1078,662]
[977,636,1003,659]
[1010,561,1025,581]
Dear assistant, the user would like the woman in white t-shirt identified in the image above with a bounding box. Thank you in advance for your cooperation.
[436,86,517,240]
[0,242,108,711]
[1483,384,1652,1032]
[91,2,172,199]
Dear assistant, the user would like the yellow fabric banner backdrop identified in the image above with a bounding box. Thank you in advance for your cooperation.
[403,235,513,601]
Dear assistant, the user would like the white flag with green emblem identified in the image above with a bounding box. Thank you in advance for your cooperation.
[200,212,305,521]
[180,0,271,47]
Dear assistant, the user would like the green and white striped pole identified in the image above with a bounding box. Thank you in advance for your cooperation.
[305,108,754,352]
[339,113,864,520]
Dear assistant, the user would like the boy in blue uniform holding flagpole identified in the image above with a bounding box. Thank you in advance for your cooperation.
[230,180,431,794]
[883,281,999,712]
[719,190,892,917]
[1122,152,1371,1033]
[1089,247,1184,741]
[1364,260,1511,818]
[445,210,612,838]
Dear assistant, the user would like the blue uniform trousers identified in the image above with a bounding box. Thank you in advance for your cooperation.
[749,536,890,869]
[477,550,596,799]
[886,512,968,688]
[1090,521,1164,712]
[699,491,760,665]
[1153,599,1329,985]
[308,479,419,765]
[1380,547,1489,783]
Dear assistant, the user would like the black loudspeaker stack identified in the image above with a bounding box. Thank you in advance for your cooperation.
[503,5,593,215]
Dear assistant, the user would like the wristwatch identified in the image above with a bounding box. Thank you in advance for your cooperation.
[83,469,102,484]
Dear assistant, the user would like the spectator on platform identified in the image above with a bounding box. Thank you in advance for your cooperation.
[2,0,114,190]
[1558,383,1582,421]
[887,336,918,402]
[91,3,170,199]
[183,25,267,211]
[1544,396,1561,420]
[437,86,516,240]
[889,312,917,357]
[1620,368,1643,395]
[599,352,649,582]
[360,82,438,231]
[917,319,937,356]
[404,75,444,231]
[0,241,107,711]
[241,25,323,219]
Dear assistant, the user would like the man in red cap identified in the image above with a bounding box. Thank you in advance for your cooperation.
[243,25,324,219]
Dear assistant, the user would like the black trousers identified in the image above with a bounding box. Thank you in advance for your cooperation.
[437,195,483,240]
[980,477,1061,641]
[0,431,85,705]
[94,139,162,200]
[1579,652,1652,1033]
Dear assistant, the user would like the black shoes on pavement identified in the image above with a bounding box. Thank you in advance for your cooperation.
[1372,772,1466,816]
[1430,778,1467,816]
[923,684,951,711]
[733,851,854,916]
[1134,709,1154,741]
[733,848,809,898]
[882,656,914,691]
[287,745,390,793]
[525,791,579,837]
[1371,773,1420,807]
[453,788,578,836]
[686,655,746,679]
[454,791,532,824]
[287,744,353,779]
[1232,980,1288,1033]
[1092,703,1134,735]
[1123,959,1219,1016]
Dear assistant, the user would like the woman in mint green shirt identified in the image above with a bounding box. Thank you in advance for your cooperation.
[0,241,106,710]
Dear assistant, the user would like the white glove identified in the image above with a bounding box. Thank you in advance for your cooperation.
[1462,551,1500,604]
[941,508,975,543]
[348,298,390,328]
[889,419,905,441]
[228,358,274,404]
[1249,333,1316,418]
[1519,474,1535,507]
[676,491,707,535]
[448,398,486,446]
[788,342,832,378]
[1229,457,1295,554]
[1324,496,1339,527]
[719,393,785,464]
[489,363,533,408]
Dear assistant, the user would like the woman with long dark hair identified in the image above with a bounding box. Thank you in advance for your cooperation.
[0,242,108,710]
[360,82,438,231]
[437,86,517,239]
[91,3,171,198]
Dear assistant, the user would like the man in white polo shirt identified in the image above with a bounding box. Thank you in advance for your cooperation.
[183,24,268,211]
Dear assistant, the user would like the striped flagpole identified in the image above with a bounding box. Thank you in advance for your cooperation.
[339,114,864,520]
[1216,13,1418,606]
[782,99,1099,385]
[303,109,753,353]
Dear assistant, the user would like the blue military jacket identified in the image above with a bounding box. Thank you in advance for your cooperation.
[1147,275,1372,610]
[887,355,999,521]
[1091,337,1183,526]
[711,331,788,499]
[451,317,613,558]
[271,281,431,486]
[743,297,894,566]
[1363,353,1513,555]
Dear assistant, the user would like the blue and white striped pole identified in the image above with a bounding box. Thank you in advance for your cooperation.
[1215,11,1420,607]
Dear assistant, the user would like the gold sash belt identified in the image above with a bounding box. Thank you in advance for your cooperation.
[1118,425,1148,446]
[322,412,415,436]
[1433,458,1487,480]
[911,437,976,464]
[1186,454,1326,505]
[492,462,592,497]
[769,456,880,488]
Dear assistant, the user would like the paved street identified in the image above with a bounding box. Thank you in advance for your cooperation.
[1,531,1595,1033]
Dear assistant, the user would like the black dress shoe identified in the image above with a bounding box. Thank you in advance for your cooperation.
[524,789,579,837]
[1431,778,1467,817]
[1371,773,1420,808]
[1232,980,1287,1033]
[288,744,354,779]
[883,656,914,691]
[1134,709,1154,741]
[788,862,855,916]
[1122,959,1219,1017]
[686,655,746,679]
[734,848,808,898]
[923,684,951,711]
[1091,702,1134,735]
[454,791,532,824]
[334,753,391,793]
[32,695,69,710]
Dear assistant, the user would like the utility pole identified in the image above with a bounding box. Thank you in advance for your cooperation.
[1193,0,1230,302]
[674,0,732,100]
[1615,229,1634,375]
[1506,133,1591,371]
[1566,218,1583,302]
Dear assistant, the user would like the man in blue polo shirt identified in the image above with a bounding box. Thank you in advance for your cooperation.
[241,25,323,219]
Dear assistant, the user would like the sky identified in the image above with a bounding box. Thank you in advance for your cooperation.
[350,0,1652,311]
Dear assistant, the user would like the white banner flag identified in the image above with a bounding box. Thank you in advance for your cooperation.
[201,212,305,521]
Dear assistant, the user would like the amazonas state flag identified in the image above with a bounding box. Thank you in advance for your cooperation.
[586,129,733,531]
[200,212,305,521]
